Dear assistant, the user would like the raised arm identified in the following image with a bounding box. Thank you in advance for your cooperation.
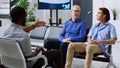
[23,19,46,32]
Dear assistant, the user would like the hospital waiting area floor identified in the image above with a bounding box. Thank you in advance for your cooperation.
[0,19,120,68]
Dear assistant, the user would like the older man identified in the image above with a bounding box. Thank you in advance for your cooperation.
[44,5,86,67]
[59,5,86,66]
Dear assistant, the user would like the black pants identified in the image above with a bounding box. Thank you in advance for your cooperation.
[60,42,69,67]
[32,58,44,68]
[43,49,63,68]
[44,40,61,50]
[44,40,70,67]
[32,50,63,68]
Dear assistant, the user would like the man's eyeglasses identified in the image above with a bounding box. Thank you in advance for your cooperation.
[72,10,80,12]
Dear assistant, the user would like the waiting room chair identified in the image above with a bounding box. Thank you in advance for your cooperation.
[29,26,48,47]
[0,38,48,68]
[45,26,63,41]
[43,26,63,50]
[0,38,27,68]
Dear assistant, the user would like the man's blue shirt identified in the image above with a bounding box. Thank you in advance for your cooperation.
[88,22,117,52]
[59,18,86,42]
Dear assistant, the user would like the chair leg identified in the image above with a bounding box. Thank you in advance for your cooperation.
[106,62,116,68]
[41,55,48,68]
[106,56,116,68]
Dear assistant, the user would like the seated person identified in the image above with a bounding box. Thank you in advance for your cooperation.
[3,6,63,68]
[65,7,117,68]
[44,5,87,67]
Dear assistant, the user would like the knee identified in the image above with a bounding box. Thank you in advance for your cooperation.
[68,43,75,50]
[86,45,94,53]
[60,42,69,48]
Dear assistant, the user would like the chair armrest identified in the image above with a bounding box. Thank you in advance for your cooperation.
[105,44,112,57]
[31,45,41,47]
[27,54,48,68]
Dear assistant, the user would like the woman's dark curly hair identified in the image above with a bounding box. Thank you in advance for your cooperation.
[99,7,110,22]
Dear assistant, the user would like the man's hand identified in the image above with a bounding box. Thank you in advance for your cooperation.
[88,36,99,45]
[62,38,71,43]
[32,46,42,57]
[23,18,46,32]
[89,40,101,45]
[94,40,102,44]
[33,18,46,27]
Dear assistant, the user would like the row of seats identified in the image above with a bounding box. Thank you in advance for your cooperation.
[29,25,63,47]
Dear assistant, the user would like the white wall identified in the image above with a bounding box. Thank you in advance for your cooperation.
[36,10,71,24]
[93,0,120,41]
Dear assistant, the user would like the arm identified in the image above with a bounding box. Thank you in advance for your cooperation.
[94,25,117,44]
[23,19,46,32]
[87,24,97,44]
[23,24,35,32]
[87,36,93,44]
[88,36,116,44]
[58,23,66,42]
[62,38,71,43]
[26,46,42,58]
[94,38,116,44]
[89,24,117,45]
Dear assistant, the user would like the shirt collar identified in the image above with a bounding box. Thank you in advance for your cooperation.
[11,22,22,28]
[70,18,81,22]
[96,22,109,27]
